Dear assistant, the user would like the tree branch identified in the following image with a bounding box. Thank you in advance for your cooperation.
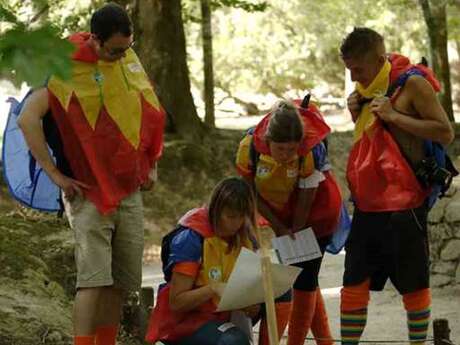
[29,4,50,24]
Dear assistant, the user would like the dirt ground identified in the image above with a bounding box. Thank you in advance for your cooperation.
[141,111,460,344]
[142,250,460,345]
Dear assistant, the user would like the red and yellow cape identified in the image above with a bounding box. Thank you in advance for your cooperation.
[347,53,439,212]
[47,32,165,214]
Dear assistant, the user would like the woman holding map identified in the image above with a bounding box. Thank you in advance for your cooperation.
[145,177,260,345]
[236,99,346,345]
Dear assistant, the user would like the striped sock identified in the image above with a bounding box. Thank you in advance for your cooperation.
[341,308,367,345]
[407,308,430,344]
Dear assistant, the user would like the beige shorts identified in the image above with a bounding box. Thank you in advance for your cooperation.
[65,191,144,291]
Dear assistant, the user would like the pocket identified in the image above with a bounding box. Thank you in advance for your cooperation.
[66,193,85,214]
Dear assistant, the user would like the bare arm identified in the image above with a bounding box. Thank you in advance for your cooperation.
[17,88,89,199]
[370,76,454,146]
[292,187,317,233]
[241,176,290,237]
[168,271,220,313]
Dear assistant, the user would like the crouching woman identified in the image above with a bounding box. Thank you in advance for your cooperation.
[146,177,259,345]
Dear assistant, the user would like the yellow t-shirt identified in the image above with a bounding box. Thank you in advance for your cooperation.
[236,135,315,210]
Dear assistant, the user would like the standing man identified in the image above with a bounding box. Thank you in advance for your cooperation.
[17,3,165,345]
[340,27,454,345]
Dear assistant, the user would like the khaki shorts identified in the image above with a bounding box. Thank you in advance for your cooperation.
[65,191,144,291]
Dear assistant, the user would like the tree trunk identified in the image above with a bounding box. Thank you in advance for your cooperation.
[419,0,454,122]
[201,0,215,127]
[131,0,204,140]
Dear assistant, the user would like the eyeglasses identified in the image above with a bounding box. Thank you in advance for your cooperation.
[104,40,135,57]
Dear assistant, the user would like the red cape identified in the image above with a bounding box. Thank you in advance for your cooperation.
[48,32,165,214]
[346,53,437,212]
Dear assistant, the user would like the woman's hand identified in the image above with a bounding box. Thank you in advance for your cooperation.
[240,304,261,319]
[275,225,296,239]
[209,281,227,297]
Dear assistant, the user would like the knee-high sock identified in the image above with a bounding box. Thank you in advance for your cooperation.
[95,324,118,345]
[287,289,317,345]
[340,279,370,345]
[311,288,333,345]
[74,335,95,345]
[258,301,292,345]
[403,289,431,344]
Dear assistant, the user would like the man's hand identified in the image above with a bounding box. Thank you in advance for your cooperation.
[370,96,397,123]
[140,178,155,191]
[52,172,90,201]
[347,91,362,122]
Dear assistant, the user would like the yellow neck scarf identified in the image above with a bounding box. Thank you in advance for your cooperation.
[353,60,391,142]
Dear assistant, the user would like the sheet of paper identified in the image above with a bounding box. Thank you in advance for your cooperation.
[216,248,301,312]
[271,227,322,265]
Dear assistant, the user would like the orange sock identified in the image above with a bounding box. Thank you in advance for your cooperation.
[287,289,317,345]
[95,325,118,345]
[74,335,95,345]
[311,288,333,345]
[258,301,292,345]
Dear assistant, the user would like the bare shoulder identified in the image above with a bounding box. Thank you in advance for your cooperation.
[28,87,49,104]
[21,87,49,118]
[405,74,436,98]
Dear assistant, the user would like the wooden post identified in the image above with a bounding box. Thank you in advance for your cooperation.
[433,318,451,345]
[141,287,154,313]
[254,227,279,345]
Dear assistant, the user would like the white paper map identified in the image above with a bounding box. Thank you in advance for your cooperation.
[271,227,322,265]
[216,248,301,311]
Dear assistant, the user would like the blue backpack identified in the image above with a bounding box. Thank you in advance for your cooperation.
[386,65,459,209]
[2,91,69,213]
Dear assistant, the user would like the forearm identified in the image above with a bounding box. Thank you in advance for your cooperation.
[18,115,61,181]
[292,188,316,232]
[170,285,215,313]
[256,195,288,236]
[242,176,287,235]
[390,111,454,146]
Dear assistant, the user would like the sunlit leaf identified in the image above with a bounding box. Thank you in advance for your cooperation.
[0,25,75,87]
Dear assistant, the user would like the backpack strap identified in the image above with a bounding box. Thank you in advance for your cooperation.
[248,129,305,177]
[161,225,184,281]
[247,127,260,177]
[386,67,425,99]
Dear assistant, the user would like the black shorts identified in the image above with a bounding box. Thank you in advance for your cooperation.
[292,235,331,291]
[343,204,429,294]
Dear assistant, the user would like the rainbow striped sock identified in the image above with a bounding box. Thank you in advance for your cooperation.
[341,308,367,345]
[407,308,430,344]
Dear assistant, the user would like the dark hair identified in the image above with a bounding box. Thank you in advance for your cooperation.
[90,3,132,43]
[340,27,385,60]
[265,100,304,143]
[208,177,256,243]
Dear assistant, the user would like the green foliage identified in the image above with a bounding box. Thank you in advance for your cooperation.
[183,0,267,23]
[0,3,18,24]
[186,0,432,101]
[0,0,96,87]
[0,24,74,87]
[211,0,268,12]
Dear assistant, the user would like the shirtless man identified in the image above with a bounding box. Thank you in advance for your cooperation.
[339,27,454,345]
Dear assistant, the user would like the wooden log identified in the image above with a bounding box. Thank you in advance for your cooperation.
[433,318,451,345]
[141,287,154,313]
[254,227,279,345]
